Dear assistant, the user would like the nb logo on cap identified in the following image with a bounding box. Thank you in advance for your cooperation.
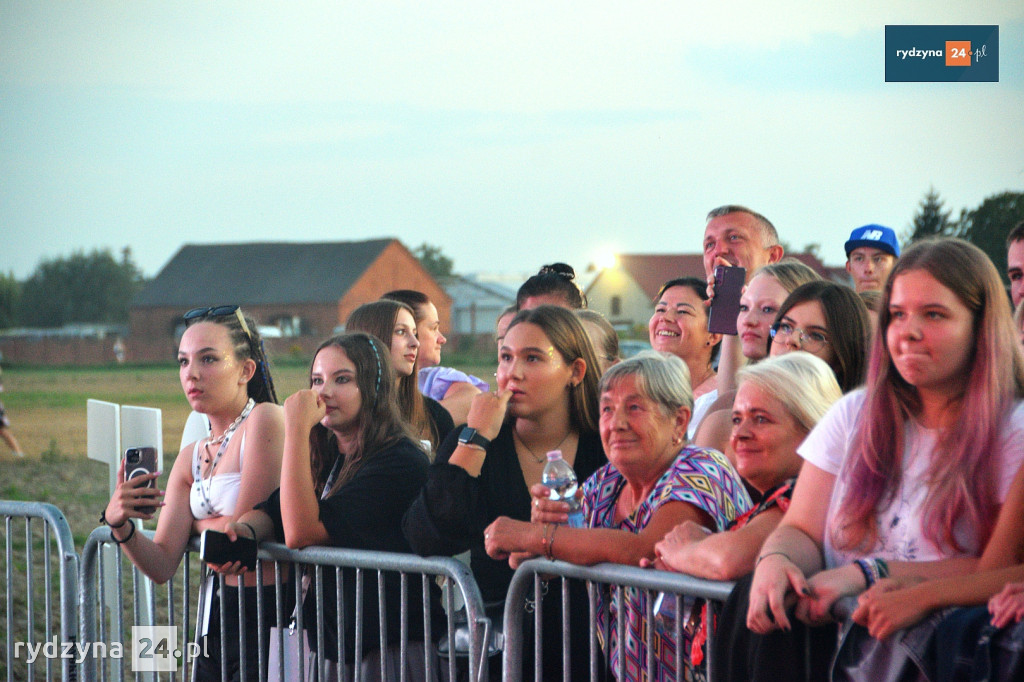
[862,230,884,241]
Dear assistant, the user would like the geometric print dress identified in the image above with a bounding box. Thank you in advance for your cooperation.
[583,446,752,682]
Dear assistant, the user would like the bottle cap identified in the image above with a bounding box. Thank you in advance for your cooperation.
[546,450,562,461]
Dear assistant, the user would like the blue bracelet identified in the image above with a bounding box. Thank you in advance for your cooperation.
[855,558,876,588]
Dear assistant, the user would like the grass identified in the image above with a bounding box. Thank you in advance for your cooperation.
[0,355,496,680]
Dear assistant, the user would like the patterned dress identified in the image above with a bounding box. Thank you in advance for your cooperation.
[584,446,752,682]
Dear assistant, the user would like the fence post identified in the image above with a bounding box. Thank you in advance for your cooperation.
[1,501,80,682]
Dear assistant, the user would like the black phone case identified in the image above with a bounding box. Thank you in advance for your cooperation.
[200,530,258,570]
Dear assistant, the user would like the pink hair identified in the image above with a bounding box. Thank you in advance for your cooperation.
[833,239,1024,555]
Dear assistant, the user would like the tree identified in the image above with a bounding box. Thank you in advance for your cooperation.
[412,242,454,278]
[904,187,955,245]
[17,247,145,327]
[957,191,1024,281]
[0,272,20,329]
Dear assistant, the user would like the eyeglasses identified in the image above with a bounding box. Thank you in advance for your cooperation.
[770,321,830,353]
[183,305,253,343]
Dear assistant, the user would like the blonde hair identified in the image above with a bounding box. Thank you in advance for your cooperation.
[736,352,841,433]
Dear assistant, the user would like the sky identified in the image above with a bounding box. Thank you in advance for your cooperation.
[2,1,1023,281]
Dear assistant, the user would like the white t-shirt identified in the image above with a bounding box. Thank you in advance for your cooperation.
[688,388,719,441]
[798,390,1024,568]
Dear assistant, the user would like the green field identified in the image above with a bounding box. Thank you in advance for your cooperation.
[0,357,496,545]
[0,357,496,680]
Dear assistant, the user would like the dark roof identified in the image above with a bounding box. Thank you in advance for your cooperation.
[133,239,394,307]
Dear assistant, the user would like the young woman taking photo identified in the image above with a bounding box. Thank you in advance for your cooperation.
[102,306,284,681]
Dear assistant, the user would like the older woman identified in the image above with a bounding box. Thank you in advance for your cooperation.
[648,353,841,672]
[484,350,751,682]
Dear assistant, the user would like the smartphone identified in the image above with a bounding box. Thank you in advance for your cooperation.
[124,446,158,515]
[707,265,746,335]
[200,529,258,570]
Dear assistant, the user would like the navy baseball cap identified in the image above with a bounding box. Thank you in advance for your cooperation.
[845,225,900,258]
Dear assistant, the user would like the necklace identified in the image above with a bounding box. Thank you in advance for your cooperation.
[195,398,256,517]
[208,398,256,446]
[513,427,573,464]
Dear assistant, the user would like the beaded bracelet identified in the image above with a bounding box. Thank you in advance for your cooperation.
[110,521,136,545]
[854,558,875,587]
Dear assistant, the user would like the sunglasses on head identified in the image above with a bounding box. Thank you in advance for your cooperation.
[183,305,253,342]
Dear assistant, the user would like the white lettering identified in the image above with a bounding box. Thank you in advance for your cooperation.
[42,637,60,659]
[897,48,943,60]
[14,637,127,664]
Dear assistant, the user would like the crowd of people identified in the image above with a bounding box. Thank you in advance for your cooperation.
[98,207,1024,681]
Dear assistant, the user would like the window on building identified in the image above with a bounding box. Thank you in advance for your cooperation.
[611,296,621,316]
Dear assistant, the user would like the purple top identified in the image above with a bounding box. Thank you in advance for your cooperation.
[418,366,490,401]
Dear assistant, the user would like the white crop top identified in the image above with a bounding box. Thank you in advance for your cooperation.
[189,431,245,520]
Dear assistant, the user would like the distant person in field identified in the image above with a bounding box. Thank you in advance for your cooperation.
[844,224,900,293]
[1007,220,1024,308]
[0,358,26,458]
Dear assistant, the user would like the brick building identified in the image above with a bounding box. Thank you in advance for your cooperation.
[127,238,450,363]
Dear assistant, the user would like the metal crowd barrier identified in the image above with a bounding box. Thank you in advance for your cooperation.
[1,500,81,682]
[2,501,745,682]
[79,526,493,682]
[502,559,736,682]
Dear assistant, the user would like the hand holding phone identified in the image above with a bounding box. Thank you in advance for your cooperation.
[707,266,746,335]
[124,446,159,515]
[200,529,258,571]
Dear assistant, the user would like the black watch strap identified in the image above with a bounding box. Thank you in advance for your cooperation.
[458,426,491,450]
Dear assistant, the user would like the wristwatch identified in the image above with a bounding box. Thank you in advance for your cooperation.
[458,427,491,450]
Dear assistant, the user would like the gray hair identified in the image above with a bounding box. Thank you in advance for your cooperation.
[599,350,693,415]
[736,352,841,434]
[706,204,779,247]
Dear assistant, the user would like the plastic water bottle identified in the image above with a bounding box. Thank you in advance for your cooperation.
[542,450,585,528]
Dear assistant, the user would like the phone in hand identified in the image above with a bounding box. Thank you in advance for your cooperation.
[124,446,158,515]
[200,529,258,570]
[707,265,746,335]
